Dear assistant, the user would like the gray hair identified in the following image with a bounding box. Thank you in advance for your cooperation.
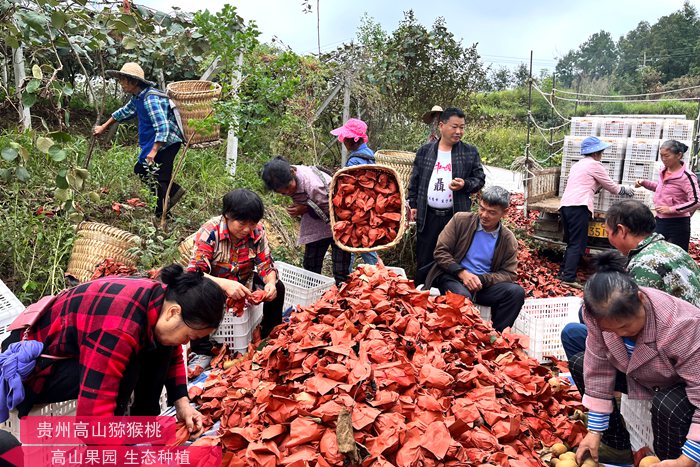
[481,186,511,209]
[660,139,688,157]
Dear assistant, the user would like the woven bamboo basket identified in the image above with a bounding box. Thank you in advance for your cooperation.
[66,222,141,283]
[177,233,197,266]
[374,149,416,195]
[166,80,222,147]
[329,165,407,253]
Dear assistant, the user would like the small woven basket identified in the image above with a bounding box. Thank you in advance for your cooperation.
[166,80,222,147]
[177,233,197,267]
[374,149,416,195]
[66,222,141,283]
[329,165,407,253]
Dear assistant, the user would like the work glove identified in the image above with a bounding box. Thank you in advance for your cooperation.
[618,186,636,197]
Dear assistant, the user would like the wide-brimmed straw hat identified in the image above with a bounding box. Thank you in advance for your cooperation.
[106,62,155,87]
[330,118,369,143]
[422,105,443,124]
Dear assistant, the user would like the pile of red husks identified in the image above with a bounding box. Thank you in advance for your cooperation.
[188,265,586,466]
[89,258,139,280]
[690,241,700,264]
[332,169,403,248]
[516,240,582,299]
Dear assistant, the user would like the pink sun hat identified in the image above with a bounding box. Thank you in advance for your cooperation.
[330,118,368,143]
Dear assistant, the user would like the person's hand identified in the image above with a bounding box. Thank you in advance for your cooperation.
[458,270,482,293]
[650,455,697,467]
[221,280,251,301]
[449,178,465,191]
[263,280,277,301]
[174,397,204,437]
[656,205,672,215]
[286,204,309,217]
[409,208,417,222]
[635,179,644,188]
[576,432,602,465]
[93,124,106,137]
[146,148,158,165]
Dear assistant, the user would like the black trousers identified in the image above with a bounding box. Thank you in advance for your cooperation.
[3,330,172,417]
[436,274,525,332]
[303,237,351,286]
[415,208,454,285]
[559,205,591,282]
[655,217,691,252]
[133,143,182,216]
[569,351,693,458]
[189,275,285,356]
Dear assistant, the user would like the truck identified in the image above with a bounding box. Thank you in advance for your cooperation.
[526,114,699,251]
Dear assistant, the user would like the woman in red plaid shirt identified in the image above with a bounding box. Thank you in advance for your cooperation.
[1,265,225,435]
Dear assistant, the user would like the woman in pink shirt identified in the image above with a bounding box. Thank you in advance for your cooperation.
[558,136,635,287]
[636,140,699,251]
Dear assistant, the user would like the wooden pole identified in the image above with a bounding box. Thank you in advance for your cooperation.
[12,46,31,131]
[226,51,244,176]
[341,74,350,166]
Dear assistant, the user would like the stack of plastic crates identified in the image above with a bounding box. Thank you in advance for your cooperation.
[569,117,600,137]
[631,119,664,139]
[623,139,661,184]
[511,296,582,363]
[276,262,335,314]
[620,394,654,451]
[211,302,264,353]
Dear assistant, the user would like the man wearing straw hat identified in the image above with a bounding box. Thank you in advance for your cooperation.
[94,62,185,217]
[422,105,443,143]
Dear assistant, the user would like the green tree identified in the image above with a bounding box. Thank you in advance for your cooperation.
[648,2,700,82]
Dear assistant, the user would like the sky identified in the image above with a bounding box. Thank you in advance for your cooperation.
[141,0,698,73]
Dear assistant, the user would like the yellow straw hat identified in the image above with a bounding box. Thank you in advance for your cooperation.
[106,62,155,86]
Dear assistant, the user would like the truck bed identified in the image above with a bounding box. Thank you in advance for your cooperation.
[529,197,606,219]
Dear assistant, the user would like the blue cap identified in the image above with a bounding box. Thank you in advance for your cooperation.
[580,136,610,155]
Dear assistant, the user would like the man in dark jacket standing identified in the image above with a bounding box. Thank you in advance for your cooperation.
[424,186,525,332]
[408,107,486,284]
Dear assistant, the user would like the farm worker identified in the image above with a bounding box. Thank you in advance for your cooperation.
[408,106,486,285]
[330,118,380,271]
[562,199,700,358]
[261,156,352,286]
[571,251,700,467]
[0,265,225,434]
[558,136,636,289]
[93,62,185,217]
[185,189,285,373]
[422,105,443,143]
[423,186,525,332]
[636,140,700,251]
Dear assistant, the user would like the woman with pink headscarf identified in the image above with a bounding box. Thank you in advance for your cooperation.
[330,118,380,268]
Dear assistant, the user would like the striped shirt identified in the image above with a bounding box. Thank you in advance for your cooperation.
[112,87,182,148]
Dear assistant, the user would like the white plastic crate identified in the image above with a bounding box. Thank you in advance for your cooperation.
[600,119,632,138]
[595,189,652,212]
[558,176,568,197]
[511,296,582,363]
[276,261,335,313]
[599,137,627,160]
[0,399,77,442]
[623,159,657,182]
[631,119,663,139]
[563,136,586,157]
[662,119,694,141]
[620,394,654,451]
[599,158,624,182]
[211,302,263,353]
[0,280,24,340]
[625,139,661,162]
[386,266,407,278]
[569,117,600,137]
[561,155,583,178]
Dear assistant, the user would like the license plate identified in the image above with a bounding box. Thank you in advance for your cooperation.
[588,222,607,238]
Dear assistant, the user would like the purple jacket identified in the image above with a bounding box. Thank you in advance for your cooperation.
[560,157,623,215]
[582,287,700,442]
[291,165,333,245]
[640,164,700,218]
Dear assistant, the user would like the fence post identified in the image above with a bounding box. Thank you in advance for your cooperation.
[226,51,244,176]
[12,46,31,131]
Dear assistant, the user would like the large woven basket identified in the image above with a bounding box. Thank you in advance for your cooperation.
[167,80,222,147]
[374,149,416,195]
[66,222,141,283]
[329,165,407,253]
[177,233,197,266]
